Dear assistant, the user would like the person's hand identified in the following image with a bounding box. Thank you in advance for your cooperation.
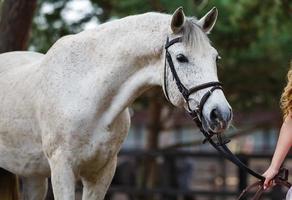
[262,166,279,190]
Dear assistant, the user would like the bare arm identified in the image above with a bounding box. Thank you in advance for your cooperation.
[270,115,292,169]
[263,114,292,189]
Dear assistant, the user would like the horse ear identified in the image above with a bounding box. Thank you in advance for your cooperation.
[197,7,218,34]
[171,7,185,34]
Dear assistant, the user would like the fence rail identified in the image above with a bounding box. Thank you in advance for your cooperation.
[106,149,292,200]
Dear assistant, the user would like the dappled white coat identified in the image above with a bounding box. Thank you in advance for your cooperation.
[0,7,231,200]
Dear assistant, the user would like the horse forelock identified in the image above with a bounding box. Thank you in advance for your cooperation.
[181,18,210,50]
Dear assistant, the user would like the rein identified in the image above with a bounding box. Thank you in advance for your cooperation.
[237,168,291,200]
[163,36,291,199]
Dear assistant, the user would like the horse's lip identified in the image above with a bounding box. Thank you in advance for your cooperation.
[209,121,227,134]
[186,100,227,133]
[201,116,226,134]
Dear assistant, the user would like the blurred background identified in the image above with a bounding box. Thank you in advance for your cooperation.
[0,0,291,199]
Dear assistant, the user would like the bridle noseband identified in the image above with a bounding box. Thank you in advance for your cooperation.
[163,36,222,122]
[163,36,291,199]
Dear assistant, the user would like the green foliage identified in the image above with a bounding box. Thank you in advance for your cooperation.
[207,0,292,111]
[30,0,70,52]
[29,0,292,112]
[0,0,2,18]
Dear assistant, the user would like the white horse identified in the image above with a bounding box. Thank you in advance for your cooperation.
[0,7,232,200]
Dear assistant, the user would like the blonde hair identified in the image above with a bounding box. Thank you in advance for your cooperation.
[280,61,292,119]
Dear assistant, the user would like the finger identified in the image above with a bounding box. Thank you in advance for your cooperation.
[264,178,271,190]
[263,181,268,190]
[271,180,276,186]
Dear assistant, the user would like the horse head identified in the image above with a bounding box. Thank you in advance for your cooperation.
[163,7,232,134]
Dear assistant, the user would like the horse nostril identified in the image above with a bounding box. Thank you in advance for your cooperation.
[208,107,231,131]
[210,108,220,122]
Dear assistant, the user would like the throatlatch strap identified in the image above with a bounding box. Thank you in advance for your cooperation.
[163,53,170,101]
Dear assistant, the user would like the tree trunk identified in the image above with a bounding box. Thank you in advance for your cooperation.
[0,170,19,200]
[140,88,163,200]
[146,88,162,151]
[0,0,37,53]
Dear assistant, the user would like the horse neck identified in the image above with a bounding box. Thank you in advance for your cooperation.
[98,13,170,126]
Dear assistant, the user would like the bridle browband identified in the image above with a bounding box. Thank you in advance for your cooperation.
[163,36,291,199]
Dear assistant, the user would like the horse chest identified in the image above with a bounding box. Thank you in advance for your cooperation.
[79,110,130,175]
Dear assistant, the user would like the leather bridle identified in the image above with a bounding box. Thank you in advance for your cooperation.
[163,36,223,122]
[163,36,291,199]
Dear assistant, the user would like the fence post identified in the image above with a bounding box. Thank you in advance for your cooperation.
[237,154,248,199]
[271,185,285,200]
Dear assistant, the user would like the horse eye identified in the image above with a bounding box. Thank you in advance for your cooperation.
[216,55,221,63]
[176,54,189,63]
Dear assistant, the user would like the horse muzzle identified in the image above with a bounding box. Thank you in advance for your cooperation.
[203,104,232,133]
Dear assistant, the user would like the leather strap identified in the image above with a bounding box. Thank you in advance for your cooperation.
[165,37,182,49]
[188,82,223,94]
[237,169,291,200]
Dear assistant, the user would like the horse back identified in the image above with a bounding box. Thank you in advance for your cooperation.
[0,51,44,74]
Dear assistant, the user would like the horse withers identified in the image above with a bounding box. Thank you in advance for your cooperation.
[0,7,232,200]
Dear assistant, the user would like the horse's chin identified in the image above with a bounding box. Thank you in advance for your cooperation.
[201,117,224,134]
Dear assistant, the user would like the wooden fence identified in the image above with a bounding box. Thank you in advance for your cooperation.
[105,149,292,200]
